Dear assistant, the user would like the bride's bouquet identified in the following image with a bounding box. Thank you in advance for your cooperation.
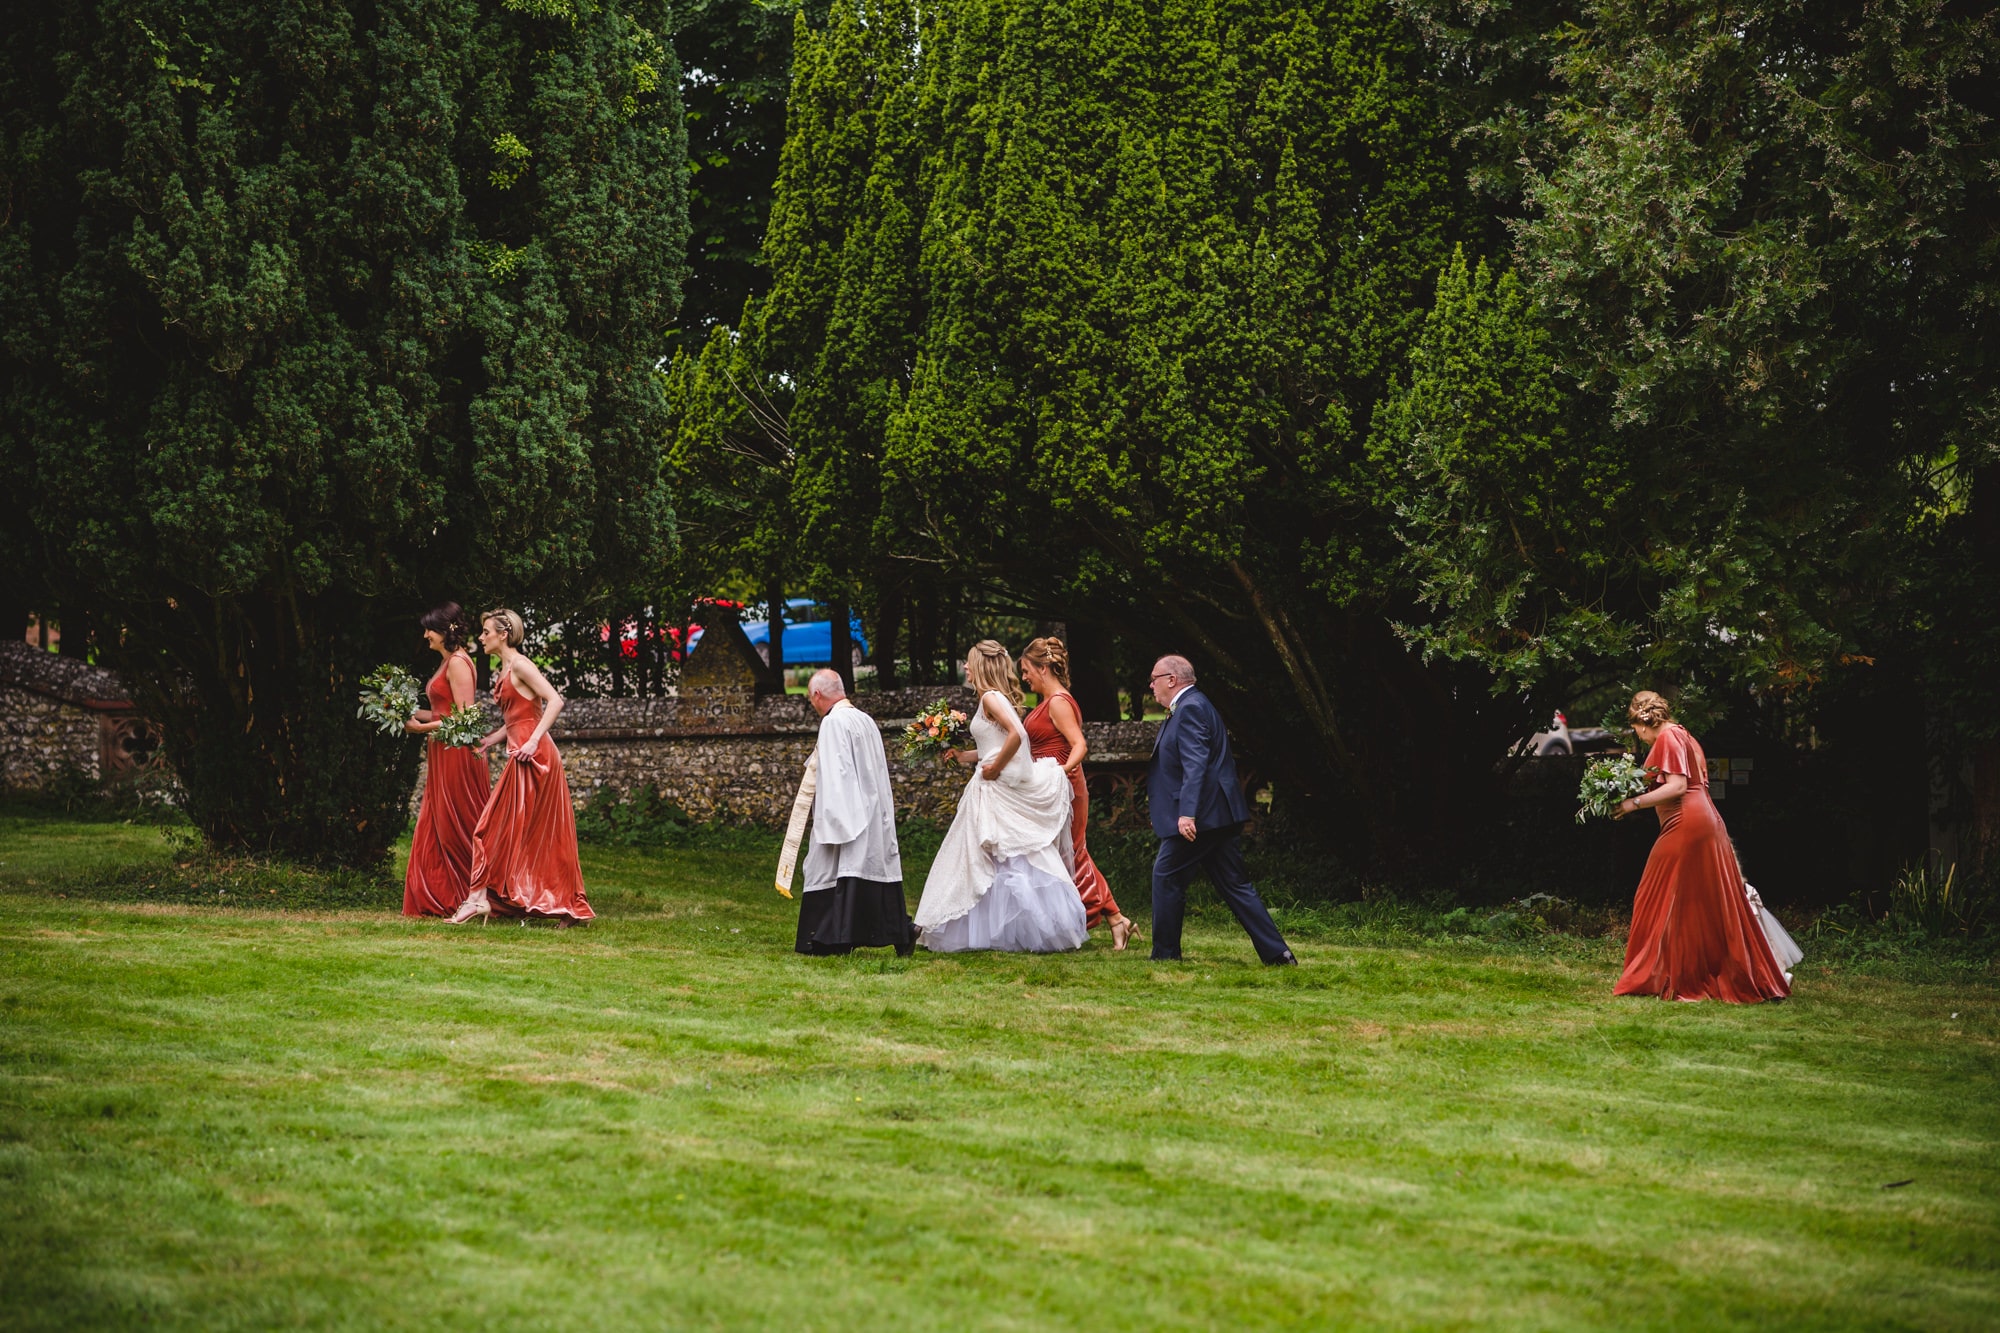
[902,699,972,759]
[356,665,424,736]
[1575,754,1655,823]
[432,702,493,749]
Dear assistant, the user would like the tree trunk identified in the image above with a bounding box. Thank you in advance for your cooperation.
[909,588,937,685]
[111,590,422,867]
[1067,621,1119,721]
[608,610,627,697]
[830,596,855,696]
[1974,461,2000,871]
[60,607,92,658]
[1127,657,1151,720]
[871,583,904,689]
[0,590,26,647]
[761,581,787,695]
[646,607,664,696]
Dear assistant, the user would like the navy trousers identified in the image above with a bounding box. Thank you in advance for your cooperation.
[1150,826,1293,963]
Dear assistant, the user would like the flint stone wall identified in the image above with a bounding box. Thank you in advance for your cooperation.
[0,685,104,788]
[0,642,159,790]
[544,684,1159,827]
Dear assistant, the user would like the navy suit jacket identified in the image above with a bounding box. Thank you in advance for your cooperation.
[1147,687,1251,840]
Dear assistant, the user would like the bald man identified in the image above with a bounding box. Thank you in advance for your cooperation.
[1146,655,1296,964]
[793,668,914,956]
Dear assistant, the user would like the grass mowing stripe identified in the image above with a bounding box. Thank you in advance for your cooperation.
[0,810,1994,1330]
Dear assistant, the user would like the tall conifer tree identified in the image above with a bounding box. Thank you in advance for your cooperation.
[0,0,687,865]
[872,0,1480,855]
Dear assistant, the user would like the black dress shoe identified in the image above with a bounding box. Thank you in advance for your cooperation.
[1267,951,1298,966]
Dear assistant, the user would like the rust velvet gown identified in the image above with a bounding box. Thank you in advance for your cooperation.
[468,674,593,922]
[403,652,491,917]
[1022,691,1121,928]
[1615,724,1788,1003]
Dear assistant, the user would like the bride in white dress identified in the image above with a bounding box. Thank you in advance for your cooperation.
[914,641,1089,954]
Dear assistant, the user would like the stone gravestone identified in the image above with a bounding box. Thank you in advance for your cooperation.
[676,615,763,729]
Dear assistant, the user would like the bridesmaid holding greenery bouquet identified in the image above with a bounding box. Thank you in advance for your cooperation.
[455,609,593,926]
[1612,691,1789,1003]
[403,602,491,917]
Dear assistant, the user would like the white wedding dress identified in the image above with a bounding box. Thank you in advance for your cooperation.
[914,691,1089,953]
[1745,881,1803,980]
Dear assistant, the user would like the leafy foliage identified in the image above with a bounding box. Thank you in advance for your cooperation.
[718,0,1522,866]
[356,667,425,738]
[432,703,493,750]
[1573,755,1652,823]
[1393,0,2000,790]
[1888,857,1992,940]
[0,0,688,865]
[574,781,695,846]
[673,0,830,331]
[1374,247,1627,692]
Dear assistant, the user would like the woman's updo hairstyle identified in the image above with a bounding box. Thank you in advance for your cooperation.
[420,601,472,651]
[482,608,526,649]
[1021,636,1071,690]
[1627,690,1673,728]
[963,639,1023,704]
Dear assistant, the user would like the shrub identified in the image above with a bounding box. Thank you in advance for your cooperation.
[39,854,398,911]
[1887,857,1991,939]
[575,784,695,848]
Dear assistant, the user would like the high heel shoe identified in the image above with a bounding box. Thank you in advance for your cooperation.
[1110,914,1140,951]
[448,889,491,925]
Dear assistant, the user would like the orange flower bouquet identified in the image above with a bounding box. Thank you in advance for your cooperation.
[901,699,973,759]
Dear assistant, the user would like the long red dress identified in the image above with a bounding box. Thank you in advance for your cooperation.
[468,674,593,922]
[1022,690,1122,928]
[403,652,491,917]
[1615,724,1788,1003]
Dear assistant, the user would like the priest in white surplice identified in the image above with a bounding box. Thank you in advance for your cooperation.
[788,669,914,956]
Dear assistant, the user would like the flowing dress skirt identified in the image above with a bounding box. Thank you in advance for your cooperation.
[470,738,593,922]
[403,740,491,916]
[1063,767,1121,927]
[916,753,1086,954]
[1022,695,1122,927]
[1745,883,1803,974]
[1615,789,1788,1003]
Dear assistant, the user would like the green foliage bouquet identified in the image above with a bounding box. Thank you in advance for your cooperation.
[356,667,424,737]
[902,700,972,759]
[1575,755,1654,823]
[432,703,493,750]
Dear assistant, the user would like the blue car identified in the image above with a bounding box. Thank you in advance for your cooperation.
[688,599,868,666]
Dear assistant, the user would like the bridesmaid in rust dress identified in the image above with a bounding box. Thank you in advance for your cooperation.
[1612,691,1788,1003]
[453,608,593,926]
[403,602,491,917]
[1020,637,1140,950]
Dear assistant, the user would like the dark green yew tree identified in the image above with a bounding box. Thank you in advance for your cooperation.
[668,0,926,687]
[0,0,687,865]
[862,0,1497,856]
[673,0,829,331]
[1370,246,1623,695]
[1390,0,2000,863]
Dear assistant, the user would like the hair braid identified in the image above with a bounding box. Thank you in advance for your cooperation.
[1627,690,1673,728]
[1022,636,1071,689]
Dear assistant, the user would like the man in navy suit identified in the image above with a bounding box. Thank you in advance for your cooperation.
[1145,656,1296,964]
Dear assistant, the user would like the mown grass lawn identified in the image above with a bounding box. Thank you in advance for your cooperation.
[1,809,1995,1330]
